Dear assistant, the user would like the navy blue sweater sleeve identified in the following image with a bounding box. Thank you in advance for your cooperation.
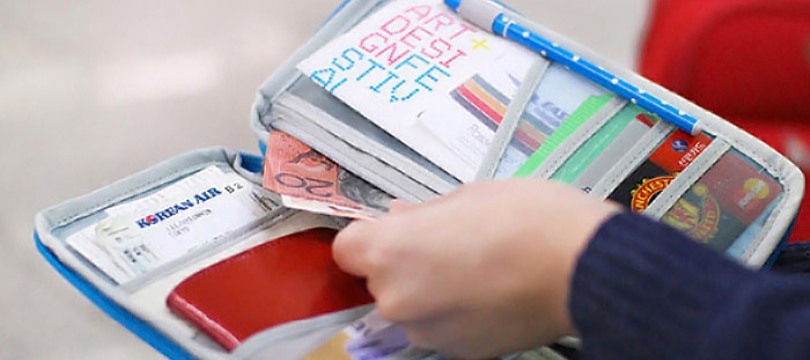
[570,212,810,360]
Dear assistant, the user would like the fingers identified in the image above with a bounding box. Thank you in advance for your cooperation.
[336,197,434,277]
[388,199,415,214]
[401,316,492,360]
[333,220,375,278]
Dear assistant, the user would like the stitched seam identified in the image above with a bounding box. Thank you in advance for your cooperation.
[52,160,224,229]
[535,98,627,179]
[592,122,674,199]
[475,59,550,180]
[700,123,794,263]
[643,140,730,220]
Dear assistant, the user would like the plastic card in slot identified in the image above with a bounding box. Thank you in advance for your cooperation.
[660,150,783,254]
[551,104,660,193]
[607,130,714,213]
[491,63,613,179]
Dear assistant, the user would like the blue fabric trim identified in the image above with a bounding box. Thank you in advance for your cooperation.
[34,232,195,360]
[765,215,799,268]
[239,152,265,174]
[258,140,267,157]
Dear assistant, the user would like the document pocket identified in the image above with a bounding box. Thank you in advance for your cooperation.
[35,148,373,359]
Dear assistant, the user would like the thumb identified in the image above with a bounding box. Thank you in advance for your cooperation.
[333,221,375,278]
[388,199,416,214]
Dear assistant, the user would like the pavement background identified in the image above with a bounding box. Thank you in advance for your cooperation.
[0,1,649,358]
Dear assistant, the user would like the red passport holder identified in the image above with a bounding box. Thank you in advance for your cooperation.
[166,227,374,351]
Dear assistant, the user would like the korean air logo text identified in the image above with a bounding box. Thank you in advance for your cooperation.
[135,188,222,229]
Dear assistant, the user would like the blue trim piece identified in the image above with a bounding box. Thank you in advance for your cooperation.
[765,215,799,268]
[35,232,195,360]
[239,152,265,174]
[258,140,267,156]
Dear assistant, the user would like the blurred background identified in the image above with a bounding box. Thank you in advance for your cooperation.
[0,1,648,358]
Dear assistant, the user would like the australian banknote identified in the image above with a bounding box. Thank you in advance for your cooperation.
[263,131,391,220]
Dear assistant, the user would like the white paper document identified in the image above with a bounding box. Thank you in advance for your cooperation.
[298,0,535,181]
[67,166,279,285]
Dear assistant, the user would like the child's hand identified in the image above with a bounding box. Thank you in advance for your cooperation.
[333,179,619,359]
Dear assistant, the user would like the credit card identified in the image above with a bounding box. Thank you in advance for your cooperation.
[661,150,783,252]
[608,130,714,212]
[571,110,658,193]
[553,104,658,186]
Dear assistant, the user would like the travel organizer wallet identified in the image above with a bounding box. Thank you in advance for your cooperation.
[34,0,807,359]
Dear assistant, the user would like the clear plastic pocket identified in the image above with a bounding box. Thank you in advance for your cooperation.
[61,164,288,292]
[604,129,716,211]
[551,103,660,192]
[658,149,784,255]
[490,63,616,179]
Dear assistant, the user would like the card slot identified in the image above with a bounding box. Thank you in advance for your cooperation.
[526,96,627,180]
[729,196,783,263]
[475,59,551,181]
[643,140,731,220]
[47,159,228,233]
[553,103,660,191]
[589,122,674,200]
[484,62,619,179]
[643,148,786,259]
[38,156,249,293]
[510,7,803,266]
[702,127,804,265]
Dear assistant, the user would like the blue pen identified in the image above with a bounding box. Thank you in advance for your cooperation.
[445,0,703,135]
